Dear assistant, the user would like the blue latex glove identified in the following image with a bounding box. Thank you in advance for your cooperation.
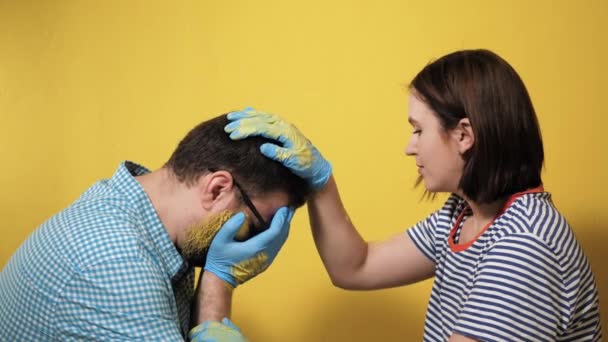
[189,318,248,342]
[225,107,332,190]
[204,207,294,287]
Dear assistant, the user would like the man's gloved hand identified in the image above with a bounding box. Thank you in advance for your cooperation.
[225,107,332,190]
[204,207,294,287]
[189,318,248,342]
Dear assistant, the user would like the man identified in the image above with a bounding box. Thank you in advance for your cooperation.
[0,114,310,340]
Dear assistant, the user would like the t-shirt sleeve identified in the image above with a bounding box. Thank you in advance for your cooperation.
[407,211,440,263]
[55,258,186,341]
[407,195,461,264]
[453,234,566,342]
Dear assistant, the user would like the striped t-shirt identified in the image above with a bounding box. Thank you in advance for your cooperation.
[407,190,601,341]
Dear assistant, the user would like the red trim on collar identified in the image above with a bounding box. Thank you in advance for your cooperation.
[448,186,544,253]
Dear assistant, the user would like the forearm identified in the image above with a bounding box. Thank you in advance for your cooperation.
[308,176,369,287]
[192,271,234,325]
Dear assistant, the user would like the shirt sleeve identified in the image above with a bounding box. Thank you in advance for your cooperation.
[407,195,462,264]
[54,257,186,341]
[407,211,440,263]
[453,234,566,342]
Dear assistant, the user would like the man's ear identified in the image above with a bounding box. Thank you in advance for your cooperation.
[453,118,474,154]
[198,170,235,211]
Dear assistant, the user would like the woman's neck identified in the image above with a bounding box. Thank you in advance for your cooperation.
[460,193,509,234]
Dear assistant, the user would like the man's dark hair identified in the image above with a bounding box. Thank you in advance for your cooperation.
[410,49,544,203]
[165,114,310,208]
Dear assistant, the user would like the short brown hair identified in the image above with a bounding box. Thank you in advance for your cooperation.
[165,114,310,208]
[410,49,544,203]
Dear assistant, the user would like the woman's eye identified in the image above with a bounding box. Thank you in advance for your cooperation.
[412,129,421,135]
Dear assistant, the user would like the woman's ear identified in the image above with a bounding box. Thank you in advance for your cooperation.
[454,118,474,154]
[198,170,235,211]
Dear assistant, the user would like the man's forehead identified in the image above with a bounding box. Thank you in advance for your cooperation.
[259,191,290,210]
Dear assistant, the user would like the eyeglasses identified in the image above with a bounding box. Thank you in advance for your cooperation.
[208,168,269,233]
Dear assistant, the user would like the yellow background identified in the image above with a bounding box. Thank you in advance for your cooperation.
[1,1,606,340]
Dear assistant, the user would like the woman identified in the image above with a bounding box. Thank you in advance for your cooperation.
[225,49,601,341]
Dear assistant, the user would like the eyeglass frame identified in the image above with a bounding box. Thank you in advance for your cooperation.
[207,168,269,233]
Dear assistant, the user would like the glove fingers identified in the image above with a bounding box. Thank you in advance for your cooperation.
[227,107,259,120]
[225,117,270,133]
[260,143,298,163]
[225,119,289,145]
[274,207,294,243]
[227,107,276,121]
[212,212,247,244]
[247,206,291,247]
[227,126,279,141]
[240,107,279,122]
[286,207,295,222]
[226,111,250,120]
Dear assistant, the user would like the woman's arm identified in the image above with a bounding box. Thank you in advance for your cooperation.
[309,177,435,290]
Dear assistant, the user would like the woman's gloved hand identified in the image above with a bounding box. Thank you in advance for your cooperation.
[225,107,332,190]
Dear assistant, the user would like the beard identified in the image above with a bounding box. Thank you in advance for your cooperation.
[180,210,251,267]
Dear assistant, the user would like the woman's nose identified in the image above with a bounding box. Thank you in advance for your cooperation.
[405,138,416,156]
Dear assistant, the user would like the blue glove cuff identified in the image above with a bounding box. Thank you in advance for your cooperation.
[203,266,238,288]
[311,160,332,190]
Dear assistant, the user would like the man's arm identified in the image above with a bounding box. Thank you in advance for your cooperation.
[188,208,294,341]
[189,271,246,341]
[192,271,233,325]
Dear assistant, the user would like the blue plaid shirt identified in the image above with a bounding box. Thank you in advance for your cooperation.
[0,161,196,341]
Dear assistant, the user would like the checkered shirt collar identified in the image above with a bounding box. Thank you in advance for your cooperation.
[110,161,188,280]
